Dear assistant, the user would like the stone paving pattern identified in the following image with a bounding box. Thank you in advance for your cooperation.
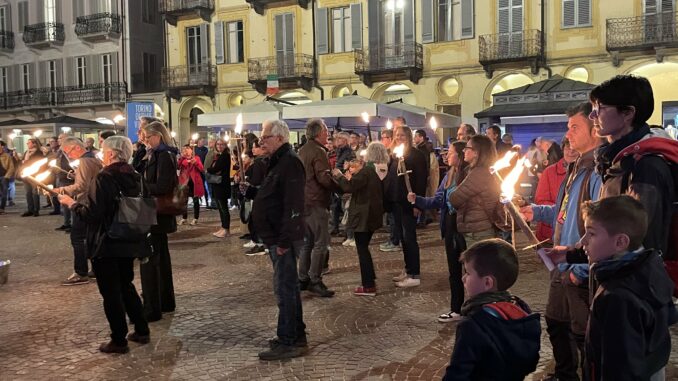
[1,206,677,380]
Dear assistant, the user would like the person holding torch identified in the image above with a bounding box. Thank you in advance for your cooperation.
[19,137,46,217]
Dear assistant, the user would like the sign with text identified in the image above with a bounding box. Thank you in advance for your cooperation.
[126,102,155,143]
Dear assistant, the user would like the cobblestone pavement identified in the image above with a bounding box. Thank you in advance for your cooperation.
[1,204,677,380]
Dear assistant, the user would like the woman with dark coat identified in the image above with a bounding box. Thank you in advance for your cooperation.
[57,136,150,354]
[207,138,232,238]
[140,121,178,322]
[332,142,389,296]
[20,137,46,217]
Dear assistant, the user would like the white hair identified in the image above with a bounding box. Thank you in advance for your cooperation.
[266,119,290,143]
[103,136,133,162]
[61,136,86,149]
[365,142,389,165]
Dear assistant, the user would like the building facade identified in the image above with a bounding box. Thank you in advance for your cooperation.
[0,0,165,142]
[162,0,678,143]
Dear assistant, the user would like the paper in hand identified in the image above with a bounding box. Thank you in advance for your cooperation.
[537,248,556,272]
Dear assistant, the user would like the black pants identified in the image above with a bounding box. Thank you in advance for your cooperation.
[546,316,581,381]
[393,202,420,277]
[354,231,376,288]
[25,183,40,214]
[215,198,231,229]
[444,212,466,313]
[182,197,200,220]
[93,257,149,346]
[331,193,342,231]
[140,233,176,320]
[71,213,89,276]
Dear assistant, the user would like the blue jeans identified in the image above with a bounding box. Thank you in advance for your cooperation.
[266,241,306,346]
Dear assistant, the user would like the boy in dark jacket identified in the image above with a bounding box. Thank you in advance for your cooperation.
[581,196,677,381]
[443,239,541,381]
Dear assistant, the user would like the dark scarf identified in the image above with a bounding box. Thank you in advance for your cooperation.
[460,290,514,316]
[594,124,650,180]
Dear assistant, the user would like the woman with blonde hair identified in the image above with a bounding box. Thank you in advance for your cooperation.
[140,121,178,322]
[449,134,500,247]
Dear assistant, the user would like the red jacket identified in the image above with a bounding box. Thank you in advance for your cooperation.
[534,158,567,242]
[178,156,205,197]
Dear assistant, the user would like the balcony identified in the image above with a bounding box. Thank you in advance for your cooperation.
[159,0,213,26]
[478,29,543,78]
[162,63,217,100]
[606,13,678,66]
[75,13,122,42]
[0,83,126,111]
[247,53,314,95]
[22,22,65,49]
[354,42,423,87]
[131,72,163,94]
[0,31,14,53]
[246,0,309,16]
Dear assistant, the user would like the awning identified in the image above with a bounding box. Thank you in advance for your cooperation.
[474,101,584,119]
[384,102,460,129]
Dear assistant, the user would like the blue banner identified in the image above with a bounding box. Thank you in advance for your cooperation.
[126,102,155,143]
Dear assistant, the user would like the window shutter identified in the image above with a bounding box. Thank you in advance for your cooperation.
[660,0,674,12]
[55,59,63,87]
[498,0,510,34]
[65,57,75,86]
[562,0,575,27]
[72,0,78,23]
[215,21,225,64]
[28,62,35,89]
[110,0,118,13]
[367,0,380,49]
[511,0,523,33]
[350,3,362,49]
[4,4,11,32]
[285,13,294,54]
[645,0,658,14]
[35,0,44,24]
[55,0,62,23]
[577,0,590,25]
[110,52,119,82]
[403,0,415,43]
[275,14,284,55]
[200,23,210,64]
[461,0,474,38]
[421,0,434,43]
[18,2,27,31]
[7,65,17,92]
[315,7,328,54]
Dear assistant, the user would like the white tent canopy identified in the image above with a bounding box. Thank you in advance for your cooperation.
[197,101,285,129]
[384,102,460,129]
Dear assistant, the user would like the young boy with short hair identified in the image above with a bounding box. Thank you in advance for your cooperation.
[581,196,677,381]
[442,239,541,381]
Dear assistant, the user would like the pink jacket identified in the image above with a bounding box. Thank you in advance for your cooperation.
[178,156,205,197]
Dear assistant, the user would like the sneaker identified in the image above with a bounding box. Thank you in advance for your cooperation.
[268,337,308,349]
[307,281,335,297]
[392,270,408,282]
[190,219,198,226]
[127,332,150,344]
[395,277,420,288]
[99,341,129,354]
[342,238,356,247]
[178,219,187,225]
[437,311,462,323]
[379,242,401,252]
[61,273,90,286]
[354,286,377,296]
[243,240,256,248]
[55,224,71,231]
[258,343,304,361]
[245,245,267,256]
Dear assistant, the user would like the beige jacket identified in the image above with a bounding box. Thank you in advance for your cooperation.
[449,166,501,233]
[60,156,102,202]
[0,152,15,178]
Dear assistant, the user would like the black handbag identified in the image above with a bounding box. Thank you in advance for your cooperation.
[107,177,158,241]
[205,172,222,184]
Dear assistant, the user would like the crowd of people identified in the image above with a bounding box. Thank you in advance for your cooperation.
[1,74,677,379]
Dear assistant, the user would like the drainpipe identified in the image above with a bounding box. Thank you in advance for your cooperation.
[311,0,325,100]
[540,0,552,78]
[163,14,173,132]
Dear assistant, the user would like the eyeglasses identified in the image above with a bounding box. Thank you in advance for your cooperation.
[259,135,277,142]
[589,104,621,118]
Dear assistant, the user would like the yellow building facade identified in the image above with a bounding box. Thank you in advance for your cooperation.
[160,0,678,143]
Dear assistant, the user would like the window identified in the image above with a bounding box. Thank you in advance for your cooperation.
[437,0,452,42]
[187,26,202,66]
[21,64,30,91]
[0,7,7,32]
[331,7,352,53]
[226,21,244,63]
[18,1,28,31]
[76,57,86,88]
[48,60,56,88]
[45,0,56,24]
[562,0,591,28]
[142,52,157,89]
[102,54,112,84]
[0,67,7,95]
[142,0,156,24]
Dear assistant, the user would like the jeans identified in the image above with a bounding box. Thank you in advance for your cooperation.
[298,206,330,284]
[354,231,376,288]
[71,213,89,276]
[444,213,466,313]
[393,202,420,277]
[93,257,149,346]
[387,211,400,246]
[0,177,8,209]
[266,241,306,346]
[215,198,231,229]
[182,196,201,220]
[24,182,40,214]
[8,178,15,201]
[141,232,176,320]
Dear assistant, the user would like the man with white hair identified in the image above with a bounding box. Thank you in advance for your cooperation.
[54,137,103,286]
[245,119,308,360]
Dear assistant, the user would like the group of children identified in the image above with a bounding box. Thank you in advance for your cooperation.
[442,195,677,381]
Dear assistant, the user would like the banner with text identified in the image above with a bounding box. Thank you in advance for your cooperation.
[126,102,155,143]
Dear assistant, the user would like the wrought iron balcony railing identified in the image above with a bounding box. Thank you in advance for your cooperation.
[0,83,126,110]
[75,13,122,38]
[247,53,314,81]
[607,13,678,51]
[0,31,14,51]
[159,0,214,14]
[479,29,542,64]
[22,22,65,46]
[162,64,217,90]
[131,73,163,93]
[354,42,423,74]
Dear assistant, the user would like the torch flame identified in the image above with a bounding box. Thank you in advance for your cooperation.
[70,159,80,168]
[393,144,405,159]
[234,113,243,134]
[386,119,393,130]
[48,159,57,167]
[35,171,51,183]
[191,133,199,141]
[21,158,48,177]
[490,151,517,174]
[429,117,438,132]
[361,112,370,124]
[500,158,527,201]
[359,149,367,157]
